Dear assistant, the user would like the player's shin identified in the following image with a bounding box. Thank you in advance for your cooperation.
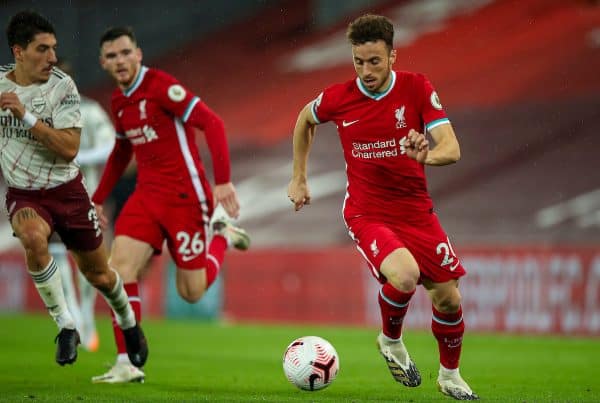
[78,270,99,350]
[99,269,136,329]
[431,305,464,369]
[206,235,227,288]
[52,244,83,331]
[29,257,75,329]
[78,270,97,322]
[110,282,141,358]
[378,283,415,339]
[110,310,129,360]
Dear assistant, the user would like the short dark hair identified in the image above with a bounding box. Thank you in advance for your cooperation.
[100,26,136,48]
[346,14,394,50]
[6,10,55,54]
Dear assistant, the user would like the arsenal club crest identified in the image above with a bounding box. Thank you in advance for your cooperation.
[31,97,45,113]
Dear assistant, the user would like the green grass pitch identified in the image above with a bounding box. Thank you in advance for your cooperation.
[0,313,598,402]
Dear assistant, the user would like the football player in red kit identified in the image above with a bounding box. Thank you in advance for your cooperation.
[288,14,478,401]
[91,26,249,383]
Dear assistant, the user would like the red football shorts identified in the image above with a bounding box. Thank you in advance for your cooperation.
[114,191,211,269]
[5,173,103,251]
[345,211,466,284]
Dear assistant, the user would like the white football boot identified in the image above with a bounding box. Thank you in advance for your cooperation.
[437,367,479,400]
[210,204,250,250]
[92,361,145,384]
[376,332,421,387]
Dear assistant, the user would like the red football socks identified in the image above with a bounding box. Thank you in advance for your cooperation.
[205,235,227,288]
[378,283,415,339]
[432,305,464,369]
[112,282,141,355]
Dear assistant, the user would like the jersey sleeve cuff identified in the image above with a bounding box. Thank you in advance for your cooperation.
[426,118,450,132]
[310,101,321,124]
[182,96,201,123]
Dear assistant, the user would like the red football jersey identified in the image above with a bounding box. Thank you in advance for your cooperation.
[311,70,449,220]
[110,66,211,203]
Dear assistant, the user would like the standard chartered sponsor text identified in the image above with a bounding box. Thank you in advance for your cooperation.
[351,137,404,159]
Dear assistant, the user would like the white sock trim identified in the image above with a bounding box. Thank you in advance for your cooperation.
[116,353,131,365]
[439,365,460,376]
[381,333,402,343]
[28,258,58,282]
[108,268,122,295]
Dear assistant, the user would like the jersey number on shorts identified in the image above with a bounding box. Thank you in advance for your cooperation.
[436,238,459,271]
[176,231,205,262]
[88,206,101,237]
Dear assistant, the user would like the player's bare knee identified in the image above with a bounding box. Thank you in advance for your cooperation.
[178,286,205,303]
[386,269,418,292]
[16,227,48,256]
[434,295,461,313]
[180,292,204,304]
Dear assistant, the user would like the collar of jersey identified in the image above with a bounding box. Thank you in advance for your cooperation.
[122,65,148,97]
[356,71,396,101]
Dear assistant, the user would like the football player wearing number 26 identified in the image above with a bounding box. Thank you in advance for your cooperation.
[91,26,249,383]
[287,14,478,401]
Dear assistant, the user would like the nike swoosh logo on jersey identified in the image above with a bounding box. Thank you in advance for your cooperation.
[342,119,359,127]
[181,254,201,262]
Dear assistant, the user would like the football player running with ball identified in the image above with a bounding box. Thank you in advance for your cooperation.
[288,14,478,401]
[91,26,249,383]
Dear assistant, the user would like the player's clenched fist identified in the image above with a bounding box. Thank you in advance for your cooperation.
[0,92,26,118]
[406,129,429,163]
[287,179,311,211]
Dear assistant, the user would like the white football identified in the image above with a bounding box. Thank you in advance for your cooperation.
[282,336,340,391]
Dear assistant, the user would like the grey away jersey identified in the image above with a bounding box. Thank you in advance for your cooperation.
[76,95,115,193]
[0,64,82,190]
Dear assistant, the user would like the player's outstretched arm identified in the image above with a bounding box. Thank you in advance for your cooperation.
[0,92,80,161]
[288,103,317,211]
